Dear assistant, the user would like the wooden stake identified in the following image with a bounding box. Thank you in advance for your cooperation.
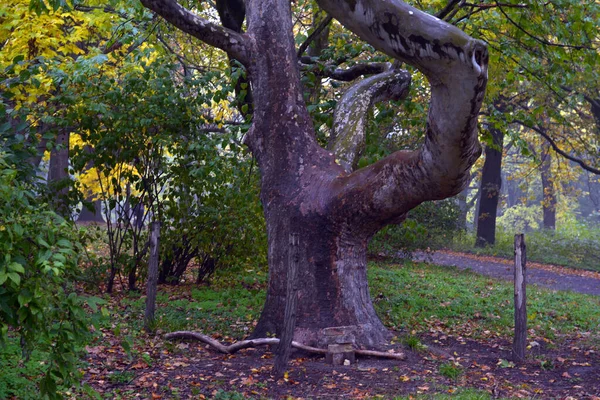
[274,232,300,378]
[144,221,161,332]
[512,233,527,362]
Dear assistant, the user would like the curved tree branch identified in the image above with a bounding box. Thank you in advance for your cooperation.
[140,0,250,65]
[514,120,600,175]
[297,15,333,58]
[300,61,390,81]
[329,66,411,172]
[317,0,488,227]
[164,331,407,359]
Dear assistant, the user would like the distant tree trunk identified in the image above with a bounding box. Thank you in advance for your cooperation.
[78,200,104,222]
[48,129,71,218]
[475,128,504,247]
[456,188,468,230]
[505,171,521,208]
[144,221,161,332]
[540,142,557,230]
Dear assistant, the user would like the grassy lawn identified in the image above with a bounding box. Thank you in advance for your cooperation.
[369,262,600,343]
[2,259,599,399]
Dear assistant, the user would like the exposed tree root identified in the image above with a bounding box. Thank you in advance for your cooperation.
[164,331,406,360]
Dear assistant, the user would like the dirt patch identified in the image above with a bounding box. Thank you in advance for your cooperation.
[83,329,600,399]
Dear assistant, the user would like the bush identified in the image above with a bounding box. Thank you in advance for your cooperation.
[0,153,98,398]
[370,199,461,256]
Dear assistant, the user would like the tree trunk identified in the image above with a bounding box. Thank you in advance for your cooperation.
[540,142,556,230]
[48,129,71,218]
[254,213,390,347]
[475,128,504,247]
[145,221,161,332]
[78,199,104,222]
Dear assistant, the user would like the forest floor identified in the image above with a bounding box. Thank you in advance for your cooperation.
[413,250,600,297]
[81,254,600,400]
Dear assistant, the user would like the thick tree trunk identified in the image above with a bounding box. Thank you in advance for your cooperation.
[475,128,504,247]
[254,213,390,347]
[540,142,556,230]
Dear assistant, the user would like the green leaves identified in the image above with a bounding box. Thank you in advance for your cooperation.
[0,153,92,398]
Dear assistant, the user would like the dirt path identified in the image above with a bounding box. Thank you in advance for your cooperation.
[412,250,600,297]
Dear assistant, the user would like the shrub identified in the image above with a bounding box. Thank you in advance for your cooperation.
[0,153,98,398]
[370,199,461,255]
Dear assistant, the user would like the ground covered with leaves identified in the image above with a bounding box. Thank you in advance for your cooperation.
[72,260,600,399]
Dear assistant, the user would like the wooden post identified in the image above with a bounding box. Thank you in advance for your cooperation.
[274,233,300,379]
[512,233,527,362]
[144,221,161,333]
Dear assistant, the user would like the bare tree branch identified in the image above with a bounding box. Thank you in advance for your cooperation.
[300,61,390,81]
[435,0,463,20]
[514,120,600,175]
[164,331,406,359]
[329,67,411,172]
[496,2,591,50]
[140,0,250,65]
[297,15,333,58]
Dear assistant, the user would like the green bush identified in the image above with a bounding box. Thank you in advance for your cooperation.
[370,199,461,255]
[0,153,99,398]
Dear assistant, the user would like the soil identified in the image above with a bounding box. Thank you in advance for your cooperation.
[84,329,600,399]
[413,250,600,297]
[83,252,600,399]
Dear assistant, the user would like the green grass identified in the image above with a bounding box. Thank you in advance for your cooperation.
[369,261,600,341]
[448,228,600,272]
[118,270,267,338]
[109,259,600,345]
[0,338,50,400]
[438,362,463,380]
[393,387,507,399]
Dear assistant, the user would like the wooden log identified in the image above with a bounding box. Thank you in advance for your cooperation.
[274,233,300,378]
[144,221,161,332]
[512,233,527,362]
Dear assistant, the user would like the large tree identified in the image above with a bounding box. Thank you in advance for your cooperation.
[140,0,488,347]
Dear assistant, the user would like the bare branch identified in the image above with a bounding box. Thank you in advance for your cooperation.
[140,0,250,65]
[300,61,390,81]
[164,331,406,359]
[496,2,591,50]
[297,15,333,58]
[329,67,411,172]
[435,0,463,20]
[514,120,600,175]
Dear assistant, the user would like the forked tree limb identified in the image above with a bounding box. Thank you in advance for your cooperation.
[329,66,411,172]
[318,0,488,226]
[164,331,406,360]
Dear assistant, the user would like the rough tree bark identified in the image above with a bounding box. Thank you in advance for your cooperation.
[141,0,488,347]
[475,127,504,247]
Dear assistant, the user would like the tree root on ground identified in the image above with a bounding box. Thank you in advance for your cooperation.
[164,331,406,360]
